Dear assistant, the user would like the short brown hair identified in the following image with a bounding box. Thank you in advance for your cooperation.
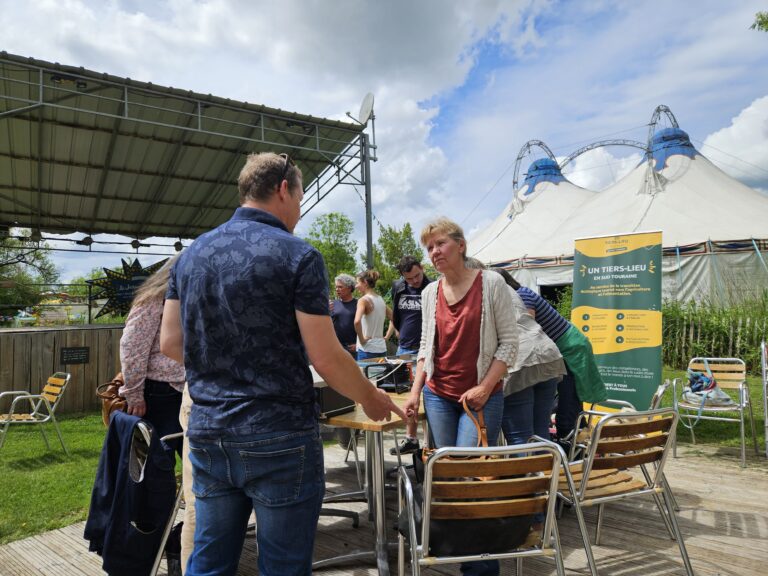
[396,255,422,275]
[238,152,302,204]
[420,217,467,260]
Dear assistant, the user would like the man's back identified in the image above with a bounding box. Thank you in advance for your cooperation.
[169,206,329,440]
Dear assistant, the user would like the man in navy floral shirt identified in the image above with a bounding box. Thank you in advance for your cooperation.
[161,152,403,576]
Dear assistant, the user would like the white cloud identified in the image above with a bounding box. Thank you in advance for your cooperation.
[701,95,768,192]
[561,148,643,191]
[2,0,768,281]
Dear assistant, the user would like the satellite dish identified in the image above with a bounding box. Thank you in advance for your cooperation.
[358,93,374,124]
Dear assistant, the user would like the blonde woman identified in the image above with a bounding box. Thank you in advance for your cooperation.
[403,218,518,576]
[353,269,393,361]
[119,256,185,443]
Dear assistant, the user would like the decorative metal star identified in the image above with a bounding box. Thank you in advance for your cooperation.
[87,258,168,318]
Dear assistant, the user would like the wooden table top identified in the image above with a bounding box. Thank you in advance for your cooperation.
[325,393,423,432]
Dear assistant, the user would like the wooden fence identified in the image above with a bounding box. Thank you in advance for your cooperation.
[0,325,123,415]
[663,313,767,373]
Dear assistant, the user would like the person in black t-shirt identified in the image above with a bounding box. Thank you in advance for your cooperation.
[389,255,431,455]
[330,273,358,356]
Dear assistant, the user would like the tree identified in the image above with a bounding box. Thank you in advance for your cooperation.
[67,267,116,299]
[305,212,358,291]
[0,230,60,318]
[362,222,428,298]
[752,11,768,32]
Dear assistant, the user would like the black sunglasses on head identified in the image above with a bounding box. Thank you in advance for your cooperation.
[278,153,295,182]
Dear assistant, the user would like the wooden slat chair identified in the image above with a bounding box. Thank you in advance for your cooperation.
[398,442,593,576]
[0,372,72,454]
[564,380,680,513]
[672,357,758,467]
[557,408,694,576]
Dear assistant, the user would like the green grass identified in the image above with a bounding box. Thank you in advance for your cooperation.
[660,366,766,449]
[0,412,106,545]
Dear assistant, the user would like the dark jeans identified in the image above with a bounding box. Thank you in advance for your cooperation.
[555,370,581,439]
[143,379,183,456]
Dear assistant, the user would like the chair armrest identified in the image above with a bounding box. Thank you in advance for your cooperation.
[0,390,33,400]
[9,393,45,414]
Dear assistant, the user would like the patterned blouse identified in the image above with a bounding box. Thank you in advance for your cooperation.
[119,298,185,405]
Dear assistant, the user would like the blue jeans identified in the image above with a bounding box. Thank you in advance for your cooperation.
[501,378,559,446]
[357,349,386,361]
[396,346,418,356]
[186,428,324,576]
[422,386,504,576]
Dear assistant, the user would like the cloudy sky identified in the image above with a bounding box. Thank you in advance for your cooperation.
[2,0,768,280]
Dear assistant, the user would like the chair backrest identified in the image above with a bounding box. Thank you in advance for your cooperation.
[580,408,677,491]
[421,442,561,557]
[649,380,671,410]
[38,372,71,413]
[688,357,745,390]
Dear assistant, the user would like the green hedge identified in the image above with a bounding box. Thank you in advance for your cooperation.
[550,285,767,374]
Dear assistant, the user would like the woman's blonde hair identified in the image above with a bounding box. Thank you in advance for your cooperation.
[132,254,180,306]
[420,217,467,260]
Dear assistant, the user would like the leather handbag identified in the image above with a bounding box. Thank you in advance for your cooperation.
[96,372,127,427]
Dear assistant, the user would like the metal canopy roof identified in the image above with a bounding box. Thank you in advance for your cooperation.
[0,52,367,240]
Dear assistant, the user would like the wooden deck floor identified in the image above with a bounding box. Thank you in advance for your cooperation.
[1,440,767,575]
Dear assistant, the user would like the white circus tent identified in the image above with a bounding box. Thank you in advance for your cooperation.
[470,127,768,303]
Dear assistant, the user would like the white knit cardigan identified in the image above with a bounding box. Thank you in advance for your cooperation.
[417,270,519,384]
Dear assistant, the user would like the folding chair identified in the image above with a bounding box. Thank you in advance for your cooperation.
[557,408,694,576]
[398,441,596,576]
[672,357,758,467]
[0,372,71,454]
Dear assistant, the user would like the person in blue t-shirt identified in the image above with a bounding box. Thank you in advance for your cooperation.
[330,273,358,357]
[160,151,404,576]
[388,255,431,455]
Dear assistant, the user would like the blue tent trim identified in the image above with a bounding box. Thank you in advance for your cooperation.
[650,127,699,170]
[522,158,566,196]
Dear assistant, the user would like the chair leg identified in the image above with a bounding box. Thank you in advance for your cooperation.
[641,466,675,539]
[0,422,10,450]
[739,407,746,468]
[689,415,696,446]
[558,457,598,576]
[662,483,695,576]
[551,520,566,576]
[748,398,759,455]
[37,422,51,450]
[595,504,605,545]
[663,474,681,512]
[49,416,68,455]
[346,431,363,490]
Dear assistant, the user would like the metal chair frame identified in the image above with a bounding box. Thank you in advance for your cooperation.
[0,371,72,454]
[557,408,694,576]
[398,441,598,576]
[672,357,758,467]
